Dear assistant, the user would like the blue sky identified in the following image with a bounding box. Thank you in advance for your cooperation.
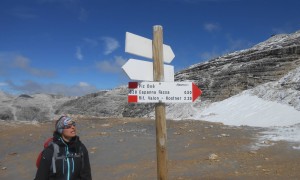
[1,0,300,96]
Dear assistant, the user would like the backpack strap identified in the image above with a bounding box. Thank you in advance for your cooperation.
[51,142,60,174]
[80,145,84,170]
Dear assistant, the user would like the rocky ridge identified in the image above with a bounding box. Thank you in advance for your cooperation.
[248,66,300,111]
[55,87,128,118]
[176,31,300,102]
[0,93,74,121]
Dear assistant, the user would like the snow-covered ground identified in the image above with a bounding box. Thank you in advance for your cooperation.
[195,93,300,149]
[161,67,300,148]
[194,93,300,127]
[163,92,300,147]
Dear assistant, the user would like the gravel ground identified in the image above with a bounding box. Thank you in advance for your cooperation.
[0,118,300,180]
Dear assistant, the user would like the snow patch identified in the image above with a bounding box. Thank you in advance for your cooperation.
[259,124,300,142]
[194,93,300,127]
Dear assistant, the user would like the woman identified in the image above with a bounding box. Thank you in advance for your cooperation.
[34,115,92,180]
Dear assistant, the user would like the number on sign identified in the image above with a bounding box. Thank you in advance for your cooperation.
[184,97,192,100]
[184,91,192,94]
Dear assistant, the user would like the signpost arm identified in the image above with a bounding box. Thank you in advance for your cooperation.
[153,25,168,180]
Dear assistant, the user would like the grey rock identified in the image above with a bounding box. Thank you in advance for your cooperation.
[0,107,14,120]
[0,92,74,121]
[176,42,300,102]
[56,87,128,118]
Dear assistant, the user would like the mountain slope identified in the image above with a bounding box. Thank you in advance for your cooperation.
[176,31,300,102]
[0,93,74,121]
[55,87,128,118]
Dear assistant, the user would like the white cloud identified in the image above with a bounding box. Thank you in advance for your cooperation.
[81,36,120,55]
[114,56,127,66]
[226,34,253,52]
[0,82,7,86]
[78,82,89,87]
[96,56,126,73]
[204,22,220,32]
[0,53,55,78]
[0,59,10,76]
[199,51,220,60]
[13,56,28,68]
[6,80,98,96]
[76,47,83,60]
[13,55,55,77]
[101,37,120,55]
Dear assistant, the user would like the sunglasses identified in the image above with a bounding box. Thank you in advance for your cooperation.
[63,121,76,129]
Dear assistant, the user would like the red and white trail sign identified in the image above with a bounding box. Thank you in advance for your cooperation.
[127,82,202,103]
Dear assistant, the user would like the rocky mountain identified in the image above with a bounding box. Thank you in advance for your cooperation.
[55,88,128,118]
[176,31,300,102]
[1,30,299,121]
[248,66,300,111]
[0,92,74,121]
[55,86,156,119]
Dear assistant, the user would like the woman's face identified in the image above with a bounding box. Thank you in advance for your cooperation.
[62,121,76,141]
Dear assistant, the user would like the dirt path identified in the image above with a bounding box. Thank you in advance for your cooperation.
[0,118,299,179]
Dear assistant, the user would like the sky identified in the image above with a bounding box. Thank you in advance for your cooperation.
[1,0,300,96]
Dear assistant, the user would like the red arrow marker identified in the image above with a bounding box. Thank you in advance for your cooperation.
[128,95,138,103]
[128,82,138,89]
[192,83,202,102]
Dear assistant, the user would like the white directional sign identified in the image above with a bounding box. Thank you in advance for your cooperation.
[125,32,175,63]
[127,82,202,103]
[122,59,174,82]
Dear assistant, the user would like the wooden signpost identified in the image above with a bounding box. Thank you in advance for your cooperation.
[152,26,167,180]
[122,26,202,180]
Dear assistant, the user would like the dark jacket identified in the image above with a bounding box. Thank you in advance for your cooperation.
[34,132,92,180]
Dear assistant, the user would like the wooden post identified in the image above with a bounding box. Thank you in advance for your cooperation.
[153,25,168,180]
